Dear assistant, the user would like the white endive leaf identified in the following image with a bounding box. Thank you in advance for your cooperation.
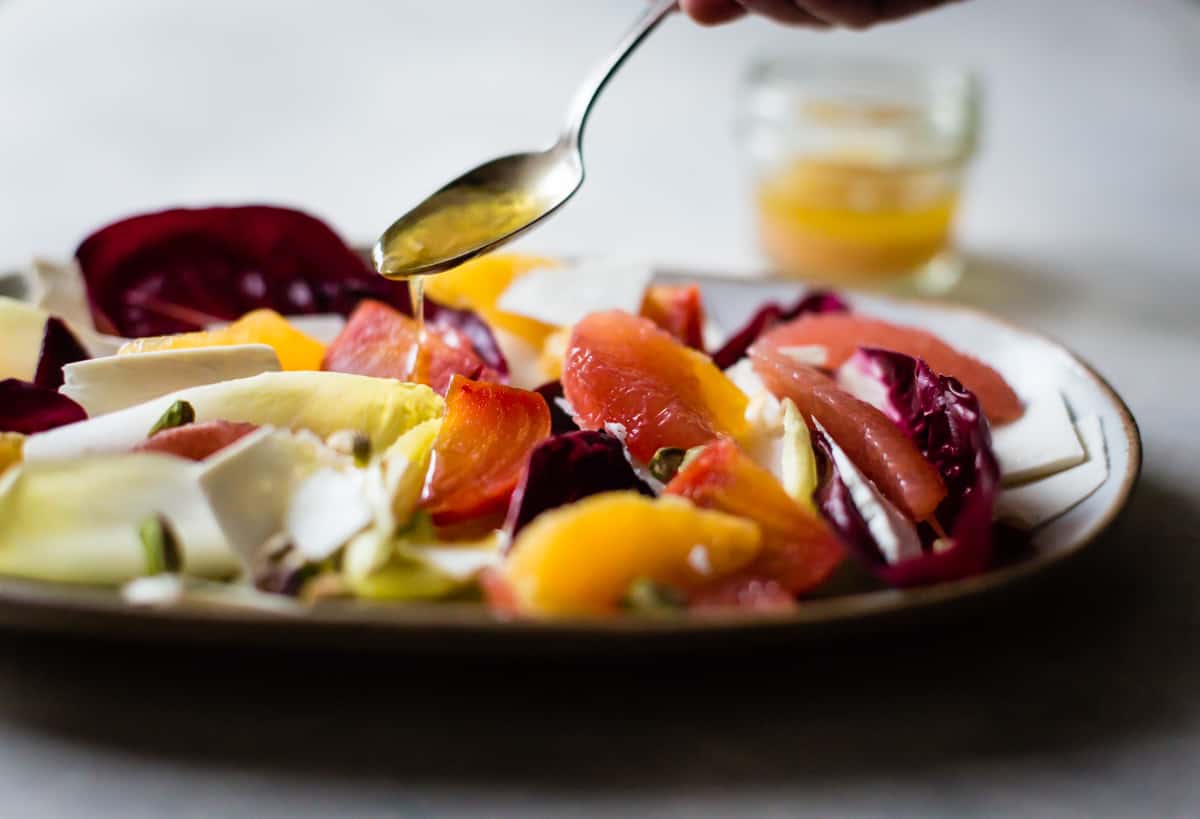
[0,296,47,381]
[25,371,444,462]
[0,454,238,585]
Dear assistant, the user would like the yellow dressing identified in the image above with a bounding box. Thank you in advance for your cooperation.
[377,187,543,280]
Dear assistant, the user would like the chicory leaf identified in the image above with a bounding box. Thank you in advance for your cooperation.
[815,349,1001,587]
[712,290,849,370]
[73,205,509,375]
[0,378,87,434]
[534,381,581,436]
[33,317,90,389]
[504,430,653,538]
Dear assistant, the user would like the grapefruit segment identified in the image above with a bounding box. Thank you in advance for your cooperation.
[759,313,1022,424]
[420,376,551,525]
[562,311,747,462]
[665,438,842,596]
[323,300,495,395]
[750,344,947,521]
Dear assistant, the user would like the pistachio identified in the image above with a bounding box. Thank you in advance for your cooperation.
[648,447,687,483]
[620,577,685,614]
[147,400,195,438]
[138,515,183,575]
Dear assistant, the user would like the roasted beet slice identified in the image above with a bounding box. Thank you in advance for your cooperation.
[0,379,87,434]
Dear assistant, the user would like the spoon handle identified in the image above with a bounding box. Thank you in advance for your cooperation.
[560,0,678,149]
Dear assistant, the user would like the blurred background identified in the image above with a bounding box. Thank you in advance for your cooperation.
[0,0,1196,281]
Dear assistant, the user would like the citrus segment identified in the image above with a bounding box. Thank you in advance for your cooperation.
[562,311,747,462]
[120,309,325,371]
[424,253,561,348]
[665,438,842,595]
[505,492,762,616]
[322,300,493,395]
[759,313,1022,424]
[639,284,706,350]
[750,344,947,521]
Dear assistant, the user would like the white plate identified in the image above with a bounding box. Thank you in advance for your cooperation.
[0,274,1141,652]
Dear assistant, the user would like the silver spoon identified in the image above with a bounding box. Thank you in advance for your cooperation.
[373,0,678,280]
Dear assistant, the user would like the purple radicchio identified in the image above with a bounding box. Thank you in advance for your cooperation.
[33,317,90,389]
[0,379,87,435]
[74,205,507,375]
[534,381,581,436]
[712,290,849,370]
[504,430,653,539]
[815,348,1000,587]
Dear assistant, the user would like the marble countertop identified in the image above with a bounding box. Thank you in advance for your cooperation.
[0,0,1197,815]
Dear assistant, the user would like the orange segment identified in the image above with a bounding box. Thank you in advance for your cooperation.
[505,492,762,617]
[424,253,562,348]
[665,438,842,596]
[562,311,748,462]
[760,313,1023,424]
[750,344,946,521]
[119,309,325,371]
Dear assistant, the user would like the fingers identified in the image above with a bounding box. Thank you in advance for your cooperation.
[678,0,748,25]
[737,0,832,26]
[797,0,957,28]
[681,0,961,28]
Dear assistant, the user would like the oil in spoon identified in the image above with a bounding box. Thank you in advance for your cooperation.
[375,187,542,280]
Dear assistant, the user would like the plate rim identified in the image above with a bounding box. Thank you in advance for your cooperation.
[0,274,1143,641]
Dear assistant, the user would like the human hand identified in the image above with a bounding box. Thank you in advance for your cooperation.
[679,0,960,29]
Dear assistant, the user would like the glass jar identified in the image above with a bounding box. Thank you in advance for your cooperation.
[739,58,980,293]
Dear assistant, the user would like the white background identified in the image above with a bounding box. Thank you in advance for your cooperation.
[0,1,1198,816]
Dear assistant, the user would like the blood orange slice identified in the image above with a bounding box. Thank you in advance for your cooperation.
[750,344,946,521]
[562,311,747,462]
[759,313,1022,424]
[665,438,842,596]
[323,300,494,395]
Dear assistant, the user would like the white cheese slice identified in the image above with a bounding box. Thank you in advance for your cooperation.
[992,391,1086,485]
[286,468,373,561]
[0,296,47,381]
[491,327,546,390]
[815,420,923,565]
[778,345,829,367]
[497,258,653,327]
[417,544,503,581]
[24,371,443,462]
[59,344,282,416]
[996,415,1108,529]
[198,428,332,568]
[0,453,237,584]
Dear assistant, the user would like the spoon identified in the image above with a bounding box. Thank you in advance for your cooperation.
[373,0,678,280]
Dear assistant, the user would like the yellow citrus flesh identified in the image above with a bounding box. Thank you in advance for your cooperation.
[119,309,325,371]
[424,253,562,348]
[505,492,762,617]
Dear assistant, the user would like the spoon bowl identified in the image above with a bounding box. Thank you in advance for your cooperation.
[372,0,677,280]
[371,144,583,279]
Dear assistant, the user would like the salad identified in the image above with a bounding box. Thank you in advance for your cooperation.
[0,205,1106,618]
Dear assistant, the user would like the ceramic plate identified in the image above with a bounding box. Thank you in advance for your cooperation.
[0,274,1141,652]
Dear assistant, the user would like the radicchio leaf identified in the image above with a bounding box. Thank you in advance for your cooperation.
[504,430,653,539]
[534,381,581,436]
[73,205,508,375]
[815,349,1001,587]
[712,290,849,370]
[0,379,87,434]
[33,317,89,389]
